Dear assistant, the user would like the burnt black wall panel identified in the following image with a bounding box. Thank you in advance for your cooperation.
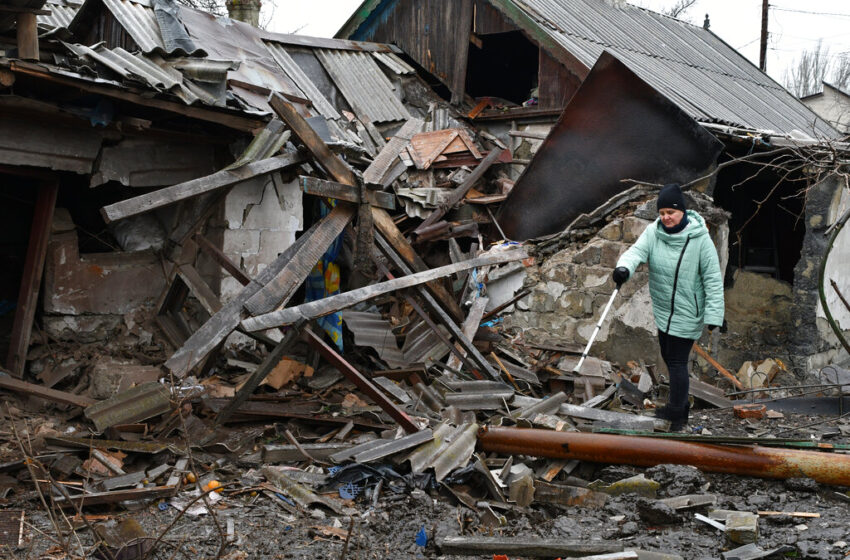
[498,52,724,240]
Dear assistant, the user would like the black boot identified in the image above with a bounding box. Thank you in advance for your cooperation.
[653,404,677,421]
[668,404,690,432]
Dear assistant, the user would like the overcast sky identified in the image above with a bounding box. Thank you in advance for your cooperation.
[264,0,850,89]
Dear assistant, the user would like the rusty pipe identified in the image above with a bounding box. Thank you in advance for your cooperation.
[478,427,850,486]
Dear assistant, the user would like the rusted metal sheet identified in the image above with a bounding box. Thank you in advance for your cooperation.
[84,382,172,432]
[499,51,723,240]
[478,427,850,486]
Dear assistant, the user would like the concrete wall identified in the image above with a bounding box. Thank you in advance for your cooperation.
[199,172,303,302]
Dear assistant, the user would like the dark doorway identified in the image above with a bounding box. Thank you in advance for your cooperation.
[713,153,807,285]
[466,31,539,105]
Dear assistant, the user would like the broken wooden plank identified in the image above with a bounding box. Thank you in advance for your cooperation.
[414,148,506,234]
[215,325,302,426]
[242,249,527,331]
[7,181,57,377]
[690,378,734,408]
[177,264,222,316]
[242,204,356,316]
[436,536,623,557]
[372,208,464,322]
[194,233,251,285]
[269,94,358,185]
[164,218,317,376]
[101,153,303,223]
[52,486,175,508]
[300,176,395,210]
[0,372,94,408]
[303,326,419,433]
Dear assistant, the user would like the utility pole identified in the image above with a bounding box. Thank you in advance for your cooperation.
[759,0,769,71]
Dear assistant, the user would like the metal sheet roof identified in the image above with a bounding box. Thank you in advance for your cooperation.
[264,40,341,120]
[511,0,837,138]
[39,0,80,30]
[316,48,410,123]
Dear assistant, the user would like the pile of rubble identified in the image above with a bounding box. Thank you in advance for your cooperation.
[2,93,850,560]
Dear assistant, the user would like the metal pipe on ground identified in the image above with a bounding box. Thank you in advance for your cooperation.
[477,427,850,486]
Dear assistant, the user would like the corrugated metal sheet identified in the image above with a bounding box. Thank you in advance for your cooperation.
[405,422,479,481]
[38,0,80,30]
[316,48,410,123]
[64,42,181,89]
[100,0,164,54]
[512,0,837,138]
[373,51,414,75]
[342,311,449,369]
[264,40,341,120]
[83,382,172,432]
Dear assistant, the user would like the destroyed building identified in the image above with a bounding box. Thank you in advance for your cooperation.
[338,0,850,374]
[0,0,850,558]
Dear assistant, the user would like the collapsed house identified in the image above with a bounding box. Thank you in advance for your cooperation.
[338,0,850,374]
[1,0,850,558]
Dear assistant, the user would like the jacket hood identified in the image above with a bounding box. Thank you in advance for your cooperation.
[653,209,708,245]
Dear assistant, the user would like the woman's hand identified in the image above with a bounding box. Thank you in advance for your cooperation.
[612,266,629,287]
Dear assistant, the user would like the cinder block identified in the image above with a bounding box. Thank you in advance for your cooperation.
[221,229,260,256]
[223,176,266,229]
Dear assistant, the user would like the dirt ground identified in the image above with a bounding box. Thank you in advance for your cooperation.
[3,405,849,560]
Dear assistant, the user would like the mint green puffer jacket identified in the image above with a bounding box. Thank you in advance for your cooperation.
[616,210,724,340]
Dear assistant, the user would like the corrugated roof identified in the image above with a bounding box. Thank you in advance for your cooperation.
[264,40,341,120]
[39,0,80,30]
[373,51,414,75]
[510,0,837,137]
[315,48,410,123]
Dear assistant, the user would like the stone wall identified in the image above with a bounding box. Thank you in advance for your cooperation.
[792,175,850,372]
[507,196,731,372]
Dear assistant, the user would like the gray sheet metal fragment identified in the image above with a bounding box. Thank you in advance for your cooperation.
[262,466,343,513]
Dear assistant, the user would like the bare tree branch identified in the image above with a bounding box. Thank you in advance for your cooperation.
[663,0,697,18]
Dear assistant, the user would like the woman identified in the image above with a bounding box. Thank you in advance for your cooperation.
[612,183,725,431]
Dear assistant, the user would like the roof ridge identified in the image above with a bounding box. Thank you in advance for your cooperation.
[513,0,785,92]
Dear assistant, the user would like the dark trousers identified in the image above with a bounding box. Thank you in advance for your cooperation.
[658,330,695,410]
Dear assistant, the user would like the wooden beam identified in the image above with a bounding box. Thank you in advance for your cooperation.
[450,0,474,105]
[242,203,356,317]
[270,96,463,322]
[215,324,302,426]
[242,249,527,331]
[302,326,420,433]
[269,94,358,185]
[0,6,51,14]
[16,12,39,61]
[9,61,267,133]
[0,372,95,408]
[164,219,317,377]
[7,181,57,377]
[414,148,506,234]
[194,233,252,286]
[101,153,304,223]
[299,176,395,210]
[372,208,464,322]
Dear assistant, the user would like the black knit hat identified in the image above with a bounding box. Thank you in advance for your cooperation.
[657,183,687,212]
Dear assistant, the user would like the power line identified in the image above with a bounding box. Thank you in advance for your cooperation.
[771,7,850,18]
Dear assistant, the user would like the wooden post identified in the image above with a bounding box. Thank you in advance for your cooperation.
[7,181,58,377]
[16,12,39,61]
